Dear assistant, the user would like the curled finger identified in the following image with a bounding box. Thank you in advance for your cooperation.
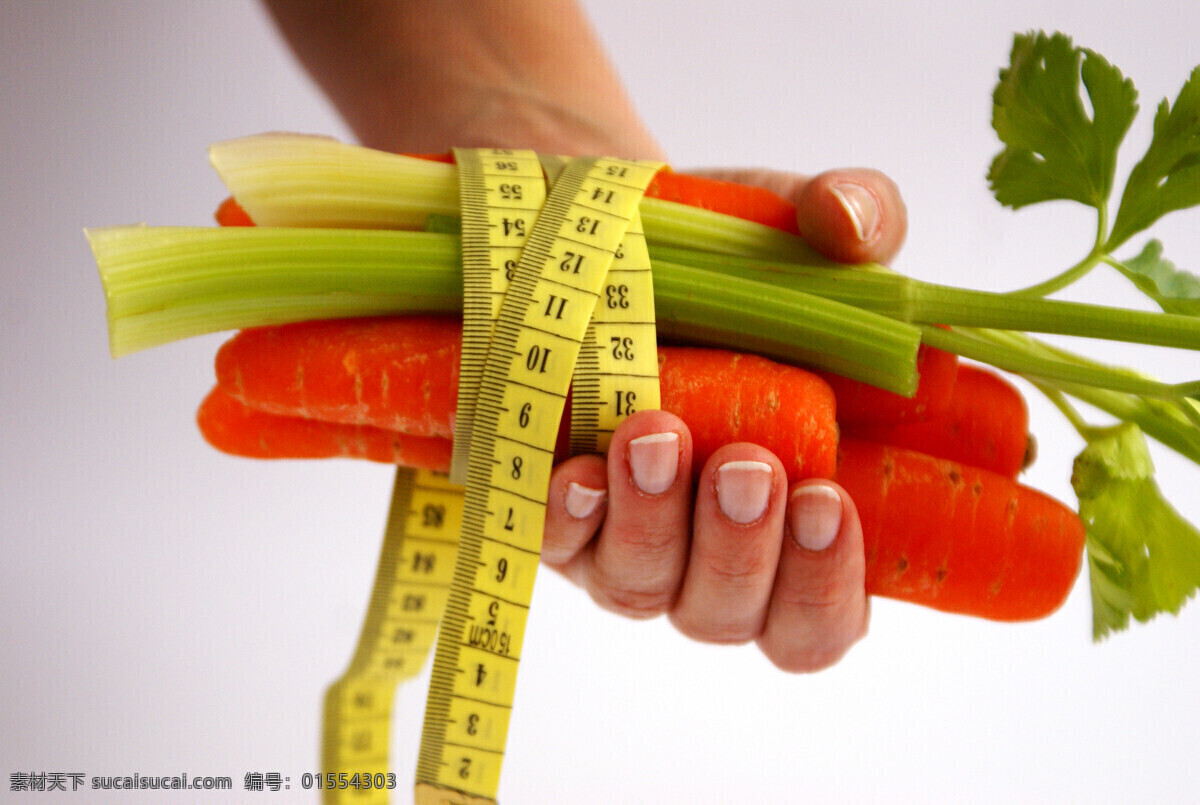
[572,410,694,619]
[541,453,609,573]
[756,480,869,672]
[668,443,788,644]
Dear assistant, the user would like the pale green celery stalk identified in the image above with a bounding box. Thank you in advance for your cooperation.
[637,198,821,261]
[209,134,818,261]
[651,261,920,394]
[972,329,1200,465]
[88,226,462,356]
[90,225,920,392]
[1037,344,1200,431]
[207,134,458,229]
[918,325,1200,400]
[647,244,1200,351]
[1034,380,1200,466]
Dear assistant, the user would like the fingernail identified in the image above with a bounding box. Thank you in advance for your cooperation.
[628,432,679,495]
[788,484,843,551]
[830,182,880,242]
[715,460,774,524]
[564,482,606,519]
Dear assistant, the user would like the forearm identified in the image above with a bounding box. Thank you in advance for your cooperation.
[261,0,663,158]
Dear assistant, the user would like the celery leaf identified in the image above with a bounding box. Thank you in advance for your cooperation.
[1112,240,1200,315]
[989,31,1138,211]
[1072,423,1200,640]
[1108,66,1200,249]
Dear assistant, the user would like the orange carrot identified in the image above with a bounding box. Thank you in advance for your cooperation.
[819,343,959,425]
[208,316,839,482]
[213,196,255,227]
[643,169,800,233]
[659,347,836,481]
[215,316,461,438]
[198,386,452,468]
[836,439,1085,621]
[843,365,1030,477]
[213,162,801,234]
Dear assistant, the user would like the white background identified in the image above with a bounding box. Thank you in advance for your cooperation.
[3,1,1200,803]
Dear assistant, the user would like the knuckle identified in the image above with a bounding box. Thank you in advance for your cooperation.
[757,593,870,674]
[602,519,683,571]
[539,524,590,568]
[670,610,759,645]
[588,582,675,620]
[584,520,688,620]
[763,640,852,674]
[701,543,775,592]
[776,564,863,613]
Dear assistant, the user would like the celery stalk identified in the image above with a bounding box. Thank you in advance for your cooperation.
[647,244,1200,351]
[207,134,458,229]
[965,328,1200,465]
[87,226,461,355]
[88,225,920,392]
[209,134,818,261]
[918,325,1199,400]
[652,262,919,394]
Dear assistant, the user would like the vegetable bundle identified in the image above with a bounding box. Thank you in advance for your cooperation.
[89,31,1200,638]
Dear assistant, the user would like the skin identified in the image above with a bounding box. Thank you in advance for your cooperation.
[262,0,907,671]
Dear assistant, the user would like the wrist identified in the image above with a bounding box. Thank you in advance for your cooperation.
[448,83,665,161]
[264,0,663,160]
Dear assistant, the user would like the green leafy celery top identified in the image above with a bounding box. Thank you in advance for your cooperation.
[989,30,1200,639]
[988,31,1137,211]
[1072,424,1200,640]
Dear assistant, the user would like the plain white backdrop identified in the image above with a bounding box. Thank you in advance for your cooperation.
[3,1,1200,803]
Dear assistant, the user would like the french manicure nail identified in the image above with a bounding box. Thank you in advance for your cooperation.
[789,484,843,551]
[628,432,679,495]
[830,182,880,242]
[564,482,606,519]
[716,460,774,524]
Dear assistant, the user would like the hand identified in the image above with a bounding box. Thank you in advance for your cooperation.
[542,167,905,672]
[262,0,907,671]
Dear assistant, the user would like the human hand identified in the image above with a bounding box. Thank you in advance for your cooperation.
[540,167,906,672]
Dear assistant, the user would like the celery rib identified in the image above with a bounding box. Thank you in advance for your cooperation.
[918,325,1195,400]
[90,226,919,392]
[209,134,820,261]
[652,262,919,395]
[648,244,1200,351]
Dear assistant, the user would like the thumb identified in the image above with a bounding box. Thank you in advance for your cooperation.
[683,166,907,266]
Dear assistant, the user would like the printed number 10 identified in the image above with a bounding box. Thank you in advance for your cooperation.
[525,345,550,373]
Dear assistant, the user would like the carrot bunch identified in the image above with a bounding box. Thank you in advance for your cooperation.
[200,170,1085,623]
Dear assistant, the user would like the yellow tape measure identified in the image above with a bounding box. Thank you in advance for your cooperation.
[321,468,464,804]
[322,151,663,804]
[415,154,662,804]
[568,204,659,455]
[449,149,547,485]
